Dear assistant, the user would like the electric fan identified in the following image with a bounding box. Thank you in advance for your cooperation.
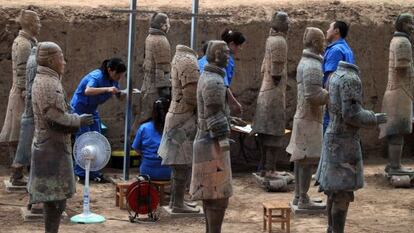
[71,131,111,224]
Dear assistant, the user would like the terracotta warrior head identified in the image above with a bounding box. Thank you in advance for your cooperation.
[271,11,289,33]
[395,13,414,36]
[17,9,41,37]
[150,12,170,33]
[206,40,230,69]
[303,27,325,55]
[36,42,66,75]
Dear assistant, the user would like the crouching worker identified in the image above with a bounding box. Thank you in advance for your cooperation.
[70,58,126,183]
[132,98,171,181]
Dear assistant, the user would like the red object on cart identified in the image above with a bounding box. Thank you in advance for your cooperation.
[126,175,160,222]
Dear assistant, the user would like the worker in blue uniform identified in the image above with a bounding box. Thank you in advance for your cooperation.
[71,57,127,183]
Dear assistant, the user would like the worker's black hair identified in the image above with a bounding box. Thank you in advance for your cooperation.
[152,97,170,134]
[100,57,127,77]
[334,21,349,39]
[220,29,246,45]
[201,40,210,55]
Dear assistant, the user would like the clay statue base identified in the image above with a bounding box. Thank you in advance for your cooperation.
[252,172,294,192]
[4,179,27,193]
[387,174,414,188]
[21,207,43,222]
[385,169,414,177]
[21,207,68,222]
[290,202,327,216]
[162,205,204,218]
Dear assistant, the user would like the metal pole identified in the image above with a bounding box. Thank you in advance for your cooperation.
[123,0,137,181]
[190,0,199,50]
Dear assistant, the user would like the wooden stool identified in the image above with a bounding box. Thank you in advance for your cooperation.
[151,180,171,206]
[115,181,134,209]
[263,200,291,233]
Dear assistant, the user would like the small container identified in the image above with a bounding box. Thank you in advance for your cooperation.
[390,175,412,188]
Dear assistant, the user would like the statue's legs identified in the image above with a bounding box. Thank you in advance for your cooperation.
[259,134,282,177]
[10,163,25,186]
[10,116,34,186]
[263,135,285,178]
[327,192,352,233]
[332,199,349,233]
[171,165,199,213]
[387,135,413,174]
[292,162,299,205]
[43,199,66,233]
[203,198,229,233]
[258,136,266,177]
[264,146,277,175]
[326,196,333,233]
[298,163,325,209]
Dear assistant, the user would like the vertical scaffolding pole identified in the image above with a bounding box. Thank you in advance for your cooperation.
[123,0,137,181]
[190,0,199,50]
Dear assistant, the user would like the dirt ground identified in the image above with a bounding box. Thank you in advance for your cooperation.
[0,159,413,233]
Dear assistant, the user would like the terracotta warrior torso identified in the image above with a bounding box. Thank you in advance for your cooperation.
[140,28,171,122]
[13,46,38,166]
[379,32,414,138]
[158,45,199,165]
[190,64,232,201]
[286,50,328,162]
[316,62,377,192]
[252,29,288,137]
[29,65,81,204]
[0,30,37,142]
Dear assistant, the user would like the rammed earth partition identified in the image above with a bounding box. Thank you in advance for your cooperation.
[0,3,413,161]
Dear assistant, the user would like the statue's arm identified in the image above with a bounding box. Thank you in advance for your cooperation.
[341,78,377,128]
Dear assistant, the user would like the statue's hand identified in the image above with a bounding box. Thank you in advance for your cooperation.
[79,114,94,126]
[21,90,27,99]
[375,113,388,124]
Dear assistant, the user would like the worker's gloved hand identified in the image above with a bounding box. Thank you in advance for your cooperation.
[79,114,94,126]
[107,86,119,95]
[158,87,171,99]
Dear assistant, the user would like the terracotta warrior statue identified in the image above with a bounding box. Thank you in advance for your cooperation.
[0,10,39,168]
[379,13,414,176]
[316,61,387,233]
[139,12,172,123]
[252,11,289,178]
[9,46,38,186]
[30,42,93,233]
[158,45,199,213]
[190,40,232,233]
[286,27,328,210]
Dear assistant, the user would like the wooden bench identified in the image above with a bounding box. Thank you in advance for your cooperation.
[263,200,291,233]
[151,180,170,206]
[115,181,134,209]
[115,179,171,209]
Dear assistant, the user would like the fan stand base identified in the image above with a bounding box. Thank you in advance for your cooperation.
[70,213,105,224]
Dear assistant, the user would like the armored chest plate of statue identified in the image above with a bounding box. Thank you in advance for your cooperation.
[379,33,414,138]
[140,28,172,122]
[286,50,328,163]
[29,66,80,204]
[252,29,288,136]
[190,64,232,201]
[316,62,377,192]
[0,31,36,142]
[159,45,199,165]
